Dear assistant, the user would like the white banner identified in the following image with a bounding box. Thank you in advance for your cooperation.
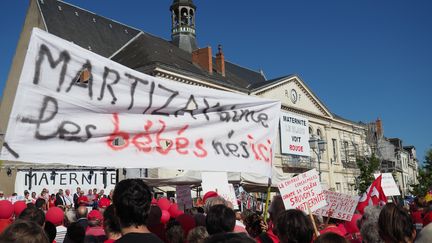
[313,190,360,221]
[280,112,310,156]
[374,173,400,196]
[278,169,326,213]
[15,170,116,196]
[201,172,239,209]
[176,185,193,210]
[0,29,280,177]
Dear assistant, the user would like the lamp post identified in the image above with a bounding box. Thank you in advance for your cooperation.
[309,135,326,182]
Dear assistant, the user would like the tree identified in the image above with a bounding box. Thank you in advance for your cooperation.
[411,147,432,197]
[356,153,381,195]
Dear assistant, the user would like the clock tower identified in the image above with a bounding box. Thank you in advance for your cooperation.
[170,0,198,53]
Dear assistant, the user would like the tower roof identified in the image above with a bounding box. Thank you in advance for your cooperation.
[171,0,196,9]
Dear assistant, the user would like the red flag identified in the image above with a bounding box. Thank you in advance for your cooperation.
[356,174,387,214]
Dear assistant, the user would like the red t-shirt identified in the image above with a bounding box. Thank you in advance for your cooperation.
[320,224,346,237]
[0,219,12,234]
[78,195,89,205]
[255,229,279,243]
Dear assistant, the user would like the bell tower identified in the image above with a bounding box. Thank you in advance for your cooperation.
[170,0,198,53]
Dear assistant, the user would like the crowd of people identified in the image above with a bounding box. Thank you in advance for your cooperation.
[0,181,432,243]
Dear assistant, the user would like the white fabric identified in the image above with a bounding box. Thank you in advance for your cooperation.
[0,28,280,177]
[278,168,327,213]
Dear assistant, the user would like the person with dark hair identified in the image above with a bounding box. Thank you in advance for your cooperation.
[378,203,416,243]
[18,206,46,226]
[35,198,47,211]
[48,194,56,208]
[204,232,255,243]
[187,226,208,243]
[315,232,349,243]
[244,213,264,238]
[113,179,163,242]
[64,222,85,243]
[166,220,184,243]
[256,195,284,243]
[44,221,57,243]
[0,219,49,243]
[146,205,167,242]
[275,209,314,243]
[206,204,236,235]
[103,204,122,243]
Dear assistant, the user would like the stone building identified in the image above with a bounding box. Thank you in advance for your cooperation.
[0,0,417,195]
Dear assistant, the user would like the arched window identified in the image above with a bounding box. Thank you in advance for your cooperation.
[317,129,322,139]
[309,127,313,138]
[180,8,188,25]
[189,9,195,26]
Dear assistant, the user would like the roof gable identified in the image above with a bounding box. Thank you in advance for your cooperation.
[252,76,333,118]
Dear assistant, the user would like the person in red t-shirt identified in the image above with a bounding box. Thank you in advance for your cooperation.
[78,191,89,206]
[48,194,56,209]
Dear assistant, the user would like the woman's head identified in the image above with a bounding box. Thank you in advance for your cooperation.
[275,209,313,243]
[378,203,415,243]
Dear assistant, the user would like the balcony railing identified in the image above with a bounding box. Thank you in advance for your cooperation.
[281,155,314,173]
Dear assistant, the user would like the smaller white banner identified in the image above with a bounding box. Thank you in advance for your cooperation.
[15,170,116,196]
[176,185,193,210]
[313,190,360,221]
[278,169,326,213]
[374,173,400,196]
[201,172,239,209]
[280,112,310,156]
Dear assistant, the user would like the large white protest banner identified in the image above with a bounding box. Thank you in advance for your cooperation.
[374,173,400,196]
[201,172,239,209]
[313,190,360,221]
[0,28,281,177]
[278,169,326,213]
[15,170,116,196]
[280,112,310,157]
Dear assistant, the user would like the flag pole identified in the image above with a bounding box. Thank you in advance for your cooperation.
[307,205,320,237]
[263,178,272,222]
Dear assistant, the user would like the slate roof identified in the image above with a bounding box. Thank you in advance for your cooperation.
[37,0,268,92]
[38,0,140,57]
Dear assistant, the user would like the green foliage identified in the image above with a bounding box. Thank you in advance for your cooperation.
[411,148,432,197]
[356,154,381,195]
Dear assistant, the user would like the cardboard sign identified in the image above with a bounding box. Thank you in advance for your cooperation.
[313,190,360,221]
[15,170,116,195]
[280,112,310,156]
[279,169,327,214]
[0,28,281,177]
[278,169,326,213]
[201,172,239,209]
[176,185,193,210]
[374,173,400,196]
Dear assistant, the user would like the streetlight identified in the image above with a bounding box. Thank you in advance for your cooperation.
[309,135,326,181]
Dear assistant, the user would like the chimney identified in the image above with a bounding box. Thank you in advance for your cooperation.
[215,44,225,77]
[192,46,212,74]
[376,118,383,138]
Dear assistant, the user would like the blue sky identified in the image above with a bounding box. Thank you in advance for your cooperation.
[0,0,431,164]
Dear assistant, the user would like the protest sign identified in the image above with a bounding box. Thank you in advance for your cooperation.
[176,185,193,210]
[280,112,310,156]
[15,170,116,195]
[0,28,281,177]
[278,169,326,213]
[313,190,360,221]
[374,173,400,196]
[201,172,239,209]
